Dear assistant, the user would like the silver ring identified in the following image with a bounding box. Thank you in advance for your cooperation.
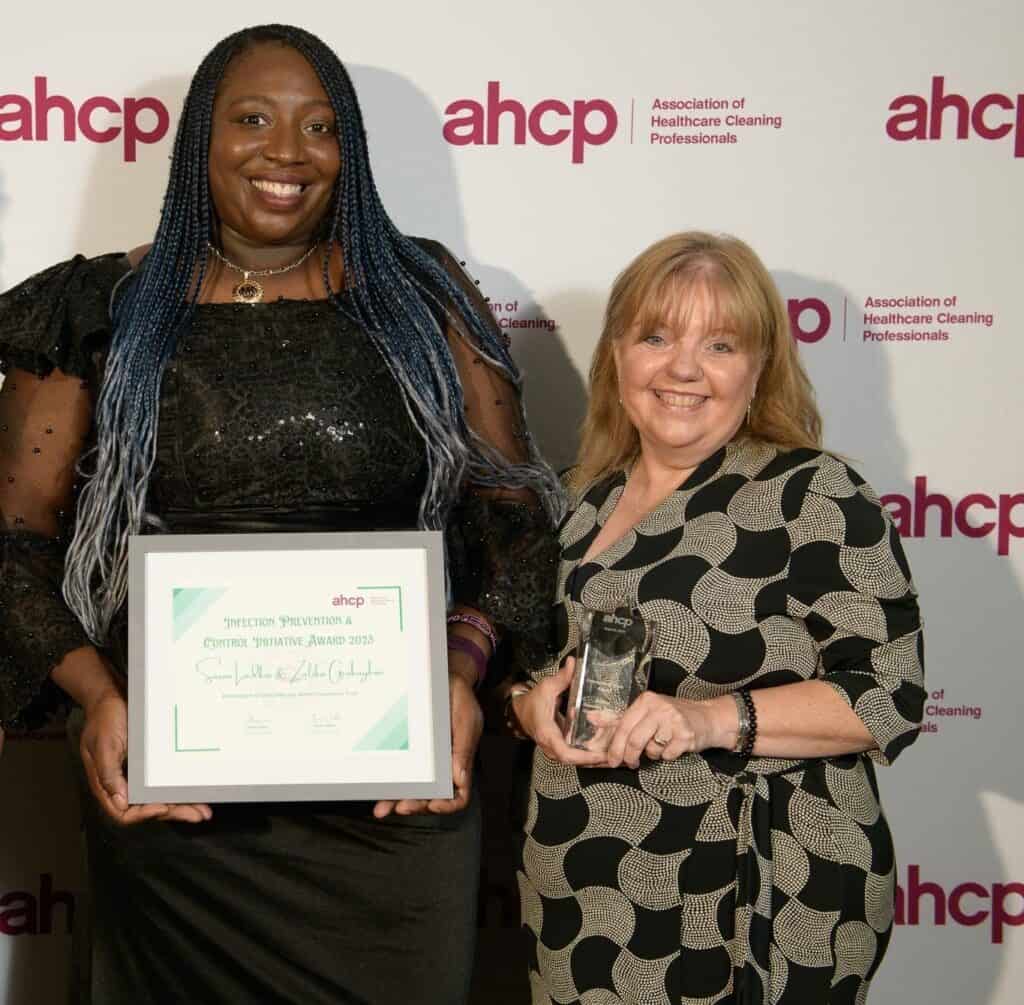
[652,735,670,747]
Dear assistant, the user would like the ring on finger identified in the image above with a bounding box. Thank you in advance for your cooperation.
[652,734,670,747]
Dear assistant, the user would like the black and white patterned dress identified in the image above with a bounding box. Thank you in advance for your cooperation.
[520,439,925,1005]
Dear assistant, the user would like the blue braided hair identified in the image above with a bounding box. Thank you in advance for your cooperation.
[63,23,562,643]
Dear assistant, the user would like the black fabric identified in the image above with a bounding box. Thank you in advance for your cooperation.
[0,251,557,725]
[0,250,557,1002]
[70,712,480,1005]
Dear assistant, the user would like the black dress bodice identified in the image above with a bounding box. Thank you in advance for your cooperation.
[0,251,559,728]
[152,300,424,523]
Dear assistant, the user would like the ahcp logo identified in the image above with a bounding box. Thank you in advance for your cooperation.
[897,865,1024,945]
[443,82,618,164]
[787,296,832,344]
[0,874,73,936]
[0,76,170,162]
[887,76,1024,158]
[882,477,1024,557]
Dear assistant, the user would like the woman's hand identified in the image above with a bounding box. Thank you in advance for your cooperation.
[602,691,727,769]
[513,659,606,767]
[429,671,483,813]
[374,669,483,818]
[79,690,212,826]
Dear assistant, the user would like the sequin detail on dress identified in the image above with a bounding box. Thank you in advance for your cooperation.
[0,251,559,728]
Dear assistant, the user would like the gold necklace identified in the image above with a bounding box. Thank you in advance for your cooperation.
[207,242,319,304]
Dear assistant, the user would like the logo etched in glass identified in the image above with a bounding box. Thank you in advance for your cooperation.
[565,606,656,754]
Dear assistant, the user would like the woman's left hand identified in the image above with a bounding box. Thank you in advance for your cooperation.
[427,671,483,813]
[373,671,482,818]
[602,691,724,769]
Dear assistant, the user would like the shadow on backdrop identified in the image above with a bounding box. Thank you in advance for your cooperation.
[73,76,187,257]
[0,168,8,290]
[776,270,1021,1005]
[351,64,587,475]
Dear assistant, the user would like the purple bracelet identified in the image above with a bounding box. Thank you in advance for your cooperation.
[447,635,488,687]
[446,612,498,654]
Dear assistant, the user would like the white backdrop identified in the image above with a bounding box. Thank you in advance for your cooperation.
[1,2,1022,1002]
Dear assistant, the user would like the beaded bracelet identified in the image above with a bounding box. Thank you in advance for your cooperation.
[447,635,488,687]
[446,612,498,654]
[732,688,758,756]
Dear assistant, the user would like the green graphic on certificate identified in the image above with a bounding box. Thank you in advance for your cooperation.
[354,696,409,751]
[173,587,228,641]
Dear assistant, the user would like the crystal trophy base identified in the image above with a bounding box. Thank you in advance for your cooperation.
[565,607,656,754]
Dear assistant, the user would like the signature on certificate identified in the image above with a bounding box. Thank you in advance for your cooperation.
[194,656,385,687]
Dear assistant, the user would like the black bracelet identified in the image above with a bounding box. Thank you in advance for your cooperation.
[739,688,758,757]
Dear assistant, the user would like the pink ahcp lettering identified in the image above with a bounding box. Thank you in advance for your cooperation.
[787,297,832,343]
[886,76,1024,158]
[881,476,1024,556]
[0,874,74,936]
[895,865,1024,944]
[331,594,365,608]
[443,82,618,164]
[0,76,169,162]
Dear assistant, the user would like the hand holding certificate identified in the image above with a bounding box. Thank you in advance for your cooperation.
[128,531,453,804]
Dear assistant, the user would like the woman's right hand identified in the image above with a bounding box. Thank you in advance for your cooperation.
[512,658,606,767]
[79,690,212,826]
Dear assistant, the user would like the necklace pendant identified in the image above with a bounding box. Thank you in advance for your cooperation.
[232,275,264,304]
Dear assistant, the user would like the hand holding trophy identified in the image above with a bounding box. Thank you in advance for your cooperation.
[564,606,657,755]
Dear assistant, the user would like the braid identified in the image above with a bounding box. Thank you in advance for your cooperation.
[64,24,561,643]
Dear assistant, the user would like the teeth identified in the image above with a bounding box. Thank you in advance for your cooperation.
[251,179,304,196]
[655,390,705,407]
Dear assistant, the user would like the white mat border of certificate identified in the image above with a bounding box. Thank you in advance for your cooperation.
[127,530,452,804]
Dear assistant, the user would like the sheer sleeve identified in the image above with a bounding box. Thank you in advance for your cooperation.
[0,254,124,728]
[786,455,926,765]
[416,240,561,668]
[0,367,94,728]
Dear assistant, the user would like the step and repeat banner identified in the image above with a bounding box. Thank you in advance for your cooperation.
[1,2,1021,1002]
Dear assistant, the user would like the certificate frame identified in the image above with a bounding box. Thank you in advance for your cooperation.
[127,530,452,804]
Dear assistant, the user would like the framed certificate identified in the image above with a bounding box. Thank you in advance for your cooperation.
[127,531,452,804]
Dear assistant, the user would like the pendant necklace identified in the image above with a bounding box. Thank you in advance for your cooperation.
[207,241,319,305]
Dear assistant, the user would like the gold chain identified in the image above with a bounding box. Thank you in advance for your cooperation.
[206,242,320,304]
[207,241,319,278]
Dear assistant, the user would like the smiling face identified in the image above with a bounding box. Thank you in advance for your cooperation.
[613,277,761,467]
[208,42,341,257]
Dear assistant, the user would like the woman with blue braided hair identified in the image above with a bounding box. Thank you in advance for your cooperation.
[0,24,560,1003]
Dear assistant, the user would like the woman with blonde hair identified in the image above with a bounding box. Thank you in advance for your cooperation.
[508,232,924,1003]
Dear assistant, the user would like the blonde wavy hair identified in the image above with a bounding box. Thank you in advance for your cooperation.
[572,231,822,489]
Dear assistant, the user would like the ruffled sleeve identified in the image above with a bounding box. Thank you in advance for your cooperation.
[785,454,926,765]
[0,254,128,378]
[0,253,127,729]
[414,240,561,670]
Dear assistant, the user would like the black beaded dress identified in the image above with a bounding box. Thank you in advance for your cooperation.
[520,442,925,1004]
[0,242,558,1005]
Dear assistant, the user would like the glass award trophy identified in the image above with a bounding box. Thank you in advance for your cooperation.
[565,606,657,754]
